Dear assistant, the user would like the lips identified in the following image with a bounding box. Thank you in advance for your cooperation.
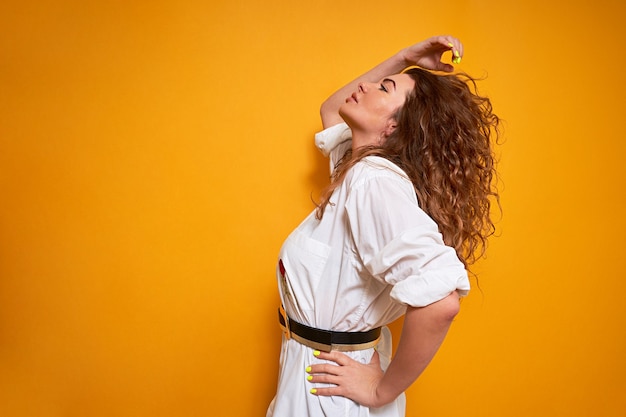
[349,92,358,103]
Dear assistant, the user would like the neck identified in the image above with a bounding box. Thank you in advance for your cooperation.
[350,129,383,151]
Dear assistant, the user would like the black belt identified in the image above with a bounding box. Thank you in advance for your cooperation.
[278,306,382,352]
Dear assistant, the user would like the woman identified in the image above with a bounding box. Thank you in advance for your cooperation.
[267,35,499,416]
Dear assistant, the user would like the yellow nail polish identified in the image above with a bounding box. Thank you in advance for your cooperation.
[447,42,454,47]
[307,375,313,381]
[313,350,320,357]
[306,366,312,373]
[310,388,317,395]
[454,50,460,57]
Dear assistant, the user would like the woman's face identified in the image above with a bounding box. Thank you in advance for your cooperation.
[339,73,415,146]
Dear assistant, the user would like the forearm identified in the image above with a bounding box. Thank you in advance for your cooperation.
[376,291,460,404]
[307,291,462,407]
[319,36,463,129]
[320,50,409,128]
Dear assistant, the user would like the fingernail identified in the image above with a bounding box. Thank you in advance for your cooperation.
[454,50,460,57]
[447,42,454,47]
[310,388,318,395]
[313,350,320,357]
[306,366,312,373]
[307,375,313,381]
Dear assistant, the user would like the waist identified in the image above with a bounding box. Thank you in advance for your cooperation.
[278,306,381,352]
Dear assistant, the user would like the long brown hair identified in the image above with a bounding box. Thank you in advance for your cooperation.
[316,67,500,268]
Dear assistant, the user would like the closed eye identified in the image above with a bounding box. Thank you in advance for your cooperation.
[379,78,396,93]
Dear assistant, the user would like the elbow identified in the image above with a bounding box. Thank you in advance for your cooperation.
[320,97,332,115]
[406,291,461,329]
[320,97,345,128]
[320,99,333,122]
[439,291,461,322]
[430,291,461,324]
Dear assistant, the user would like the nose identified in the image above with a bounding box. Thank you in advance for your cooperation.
[358,82,369,93]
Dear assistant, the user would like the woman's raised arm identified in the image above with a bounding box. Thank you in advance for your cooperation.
[320,35,464,128]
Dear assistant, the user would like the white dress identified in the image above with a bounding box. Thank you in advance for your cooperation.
[267,123,470,417]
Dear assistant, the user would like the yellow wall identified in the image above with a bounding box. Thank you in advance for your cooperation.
[1,1,624,416]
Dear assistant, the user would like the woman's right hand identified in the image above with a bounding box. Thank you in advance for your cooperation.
[401,35,464,73]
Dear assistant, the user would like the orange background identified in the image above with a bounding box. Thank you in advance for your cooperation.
[1,1,625,416]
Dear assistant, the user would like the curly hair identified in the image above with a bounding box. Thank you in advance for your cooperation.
[316,67,500,269]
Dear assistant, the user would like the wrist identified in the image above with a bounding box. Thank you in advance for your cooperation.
[395,49,411,69]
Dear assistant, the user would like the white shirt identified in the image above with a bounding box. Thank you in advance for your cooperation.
[267,123,470,417]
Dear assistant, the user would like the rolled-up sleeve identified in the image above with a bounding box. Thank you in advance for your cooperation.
[315,123,352,174]
[344,158,470,307]
[314,122,351,156]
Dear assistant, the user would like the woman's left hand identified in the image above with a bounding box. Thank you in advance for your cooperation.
[401,35,464,72]
[307,349,388,408]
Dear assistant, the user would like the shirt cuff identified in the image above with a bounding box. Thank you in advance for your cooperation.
[389,268,470,307]
[314,123,352,157]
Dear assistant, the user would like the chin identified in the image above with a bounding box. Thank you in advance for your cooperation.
[338,107,353,126]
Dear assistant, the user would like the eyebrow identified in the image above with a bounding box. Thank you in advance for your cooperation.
[382,78,396,90]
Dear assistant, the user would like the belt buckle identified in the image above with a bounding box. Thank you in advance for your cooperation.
[279,305,291,340]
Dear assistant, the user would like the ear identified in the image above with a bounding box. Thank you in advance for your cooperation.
[383,118,397,138]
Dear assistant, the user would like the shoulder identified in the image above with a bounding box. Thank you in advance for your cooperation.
[345,156,414,193]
